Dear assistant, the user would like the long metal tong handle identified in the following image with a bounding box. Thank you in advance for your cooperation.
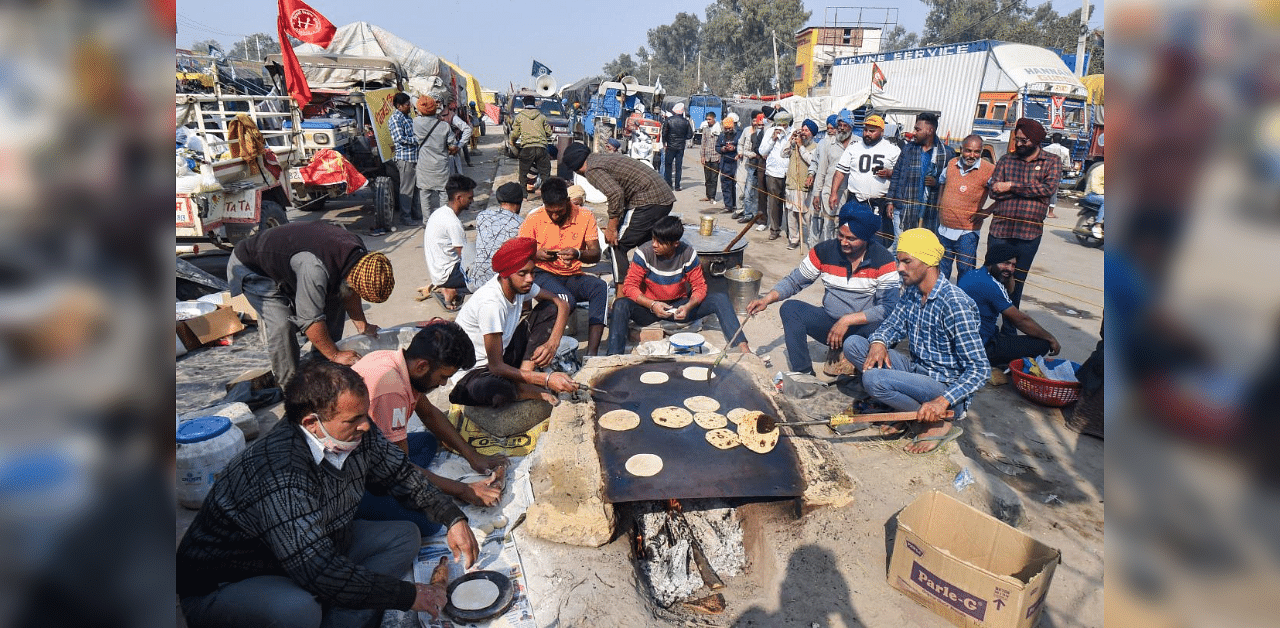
[710,310,755,375]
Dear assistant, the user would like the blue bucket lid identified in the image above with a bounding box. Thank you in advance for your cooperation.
[177,416,233,444]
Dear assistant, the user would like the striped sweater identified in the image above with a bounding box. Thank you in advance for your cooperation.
[772,239,901,321]
[623,240,707,303]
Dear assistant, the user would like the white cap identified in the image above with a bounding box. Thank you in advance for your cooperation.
[673,102,685,114]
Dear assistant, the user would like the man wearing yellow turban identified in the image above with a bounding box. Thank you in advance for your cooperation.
[843,228,990,454]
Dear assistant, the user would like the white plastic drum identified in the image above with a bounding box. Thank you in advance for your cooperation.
[176,416,246,509]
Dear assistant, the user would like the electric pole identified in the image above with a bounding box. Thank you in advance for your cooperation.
[772,31,781,101]
[1074,0,1089,76]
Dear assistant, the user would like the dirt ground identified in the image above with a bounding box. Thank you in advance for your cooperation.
[176,130,1103,627]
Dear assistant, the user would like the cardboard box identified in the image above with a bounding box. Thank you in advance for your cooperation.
[888,491,1060,628]
[224,367,276,392]
[221,291,259,323]
[177,304,245,350]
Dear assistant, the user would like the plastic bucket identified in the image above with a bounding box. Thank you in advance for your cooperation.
[724,266,762,314]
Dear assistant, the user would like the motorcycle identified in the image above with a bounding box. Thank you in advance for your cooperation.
[1072,194,1103,247]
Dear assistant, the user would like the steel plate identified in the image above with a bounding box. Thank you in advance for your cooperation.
[592,360,805,503]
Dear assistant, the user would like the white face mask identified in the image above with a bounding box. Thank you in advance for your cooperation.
[311,413,362,453]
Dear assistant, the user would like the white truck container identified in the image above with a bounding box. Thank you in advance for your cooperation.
[830,40,1090,181]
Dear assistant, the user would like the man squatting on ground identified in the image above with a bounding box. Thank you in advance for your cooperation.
[843,228,990,455]
[747,206,898,375]
[177,360,479,627]
[352,321,509,535]
[517,177,608,356]
[449,237,578,408]
[609,215,751,356]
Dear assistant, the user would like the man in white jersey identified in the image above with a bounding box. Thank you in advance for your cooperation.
[828,115,901,248]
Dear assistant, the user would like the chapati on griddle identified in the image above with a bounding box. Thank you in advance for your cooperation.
[598,409,640,431]
[651,406,693,428]
[693,411,728,429]
[736,410,780,454]
[639,371,669,385]
[705,428,741,449]
[726,408,750,424]
[683,395,721,413]
[625,453,664,476]
[682,366,715,381]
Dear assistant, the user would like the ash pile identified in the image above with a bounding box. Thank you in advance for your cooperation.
[622,498,746,616]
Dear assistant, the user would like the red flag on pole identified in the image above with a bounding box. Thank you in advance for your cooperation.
[871,63,887,89]
[277,0,336,108]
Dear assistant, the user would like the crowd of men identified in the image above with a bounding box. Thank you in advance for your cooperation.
[182,88,1074,625]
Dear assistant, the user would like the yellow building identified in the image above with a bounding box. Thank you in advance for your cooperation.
[793,26,882,97]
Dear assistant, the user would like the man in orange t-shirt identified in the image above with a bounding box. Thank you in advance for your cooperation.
[517,177,607,355]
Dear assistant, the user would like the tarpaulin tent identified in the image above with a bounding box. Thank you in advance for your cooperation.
[442,59,483,111]
[292,21,462,104]
[767,89,902,124]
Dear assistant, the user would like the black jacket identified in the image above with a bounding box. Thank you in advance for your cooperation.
[662,115,693,150]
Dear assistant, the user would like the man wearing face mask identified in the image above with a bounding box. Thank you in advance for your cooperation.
[829,115,901,248]
[352,322,509,533]
[811,109,856,242]
[178,360,479,627]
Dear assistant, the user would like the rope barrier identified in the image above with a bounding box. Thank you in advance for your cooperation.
[689,153,1104,296]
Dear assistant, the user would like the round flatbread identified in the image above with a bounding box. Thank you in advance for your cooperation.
[451,579,500,611]
[598,409,641,431]
[651,406,693,428]
[726,408,751,424]
[736,410,780,454]
[683,395,721,413]
[705,428,741,450]
[625,453,664,477]
[682,366,715,381]
[693,411,728,430]
[639,371,669,385]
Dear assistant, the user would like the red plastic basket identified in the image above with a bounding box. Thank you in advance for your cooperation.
[1008,358,1082,407]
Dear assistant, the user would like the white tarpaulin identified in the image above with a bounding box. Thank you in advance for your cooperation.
[769,89,901,123]
[293,21,459,101]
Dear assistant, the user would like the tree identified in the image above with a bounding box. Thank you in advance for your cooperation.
[699,0,810,96]
[603,53,638,80]
[190,39,222,56]
[880,25,919,52]
[229,32,280,62]
[917,0,1102,72]
[646,12,703,94]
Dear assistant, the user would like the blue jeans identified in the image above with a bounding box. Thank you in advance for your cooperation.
[779,300,881,374]
[1084,193,1104,223]
[842,336,954,414]
[355,432,442,536]
[719,159,737,210]
[533,270,608,326]
[608,292,742,355]
[663,147,686,190]
[937,231,979,283]
[985,235,1041,335]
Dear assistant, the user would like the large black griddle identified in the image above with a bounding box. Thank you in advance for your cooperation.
[591,360,806,503]
[443,570,515,623]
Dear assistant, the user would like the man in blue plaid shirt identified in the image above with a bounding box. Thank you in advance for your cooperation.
[843,228,989,454]
[389,93,421,227]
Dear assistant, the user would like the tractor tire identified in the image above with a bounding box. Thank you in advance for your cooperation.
[372,176,396,230]
[259,200,289,231]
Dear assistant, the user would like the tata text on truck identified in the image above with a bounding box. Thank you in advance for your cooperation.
[830,40,1091,183]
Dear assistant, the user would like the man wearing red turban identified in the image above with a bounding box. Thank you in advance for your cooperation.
[985,117,1062,337]
[448,237,577,407]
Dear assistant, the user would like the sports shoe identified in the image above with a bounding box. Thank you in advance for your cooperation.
[731,210,744,219]
[737,214,755,223]
[786,241,799,249]
[755,224,768,231]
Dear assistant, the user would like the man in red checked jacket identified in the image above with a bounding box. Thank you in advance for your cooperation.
[985,117,1062,336]
[606,216,750,356]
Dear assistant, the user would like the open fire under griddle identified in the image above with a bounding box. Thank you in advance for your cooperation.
[592,360,805,503]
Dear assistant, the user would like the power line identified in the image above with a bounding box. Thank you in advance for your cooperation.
[177,13,246,39]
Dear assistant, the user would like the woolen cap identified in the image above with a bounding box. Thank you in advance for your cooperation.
[347,252,394,303]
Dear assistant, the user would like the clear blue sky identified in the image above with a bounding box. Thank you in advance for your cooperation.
[175,0,1102,91]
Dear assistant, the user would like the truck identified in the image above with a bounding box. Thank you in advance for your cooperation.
[581,77,665,153]
[686,93,724,144]
[830,40,1091,182]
